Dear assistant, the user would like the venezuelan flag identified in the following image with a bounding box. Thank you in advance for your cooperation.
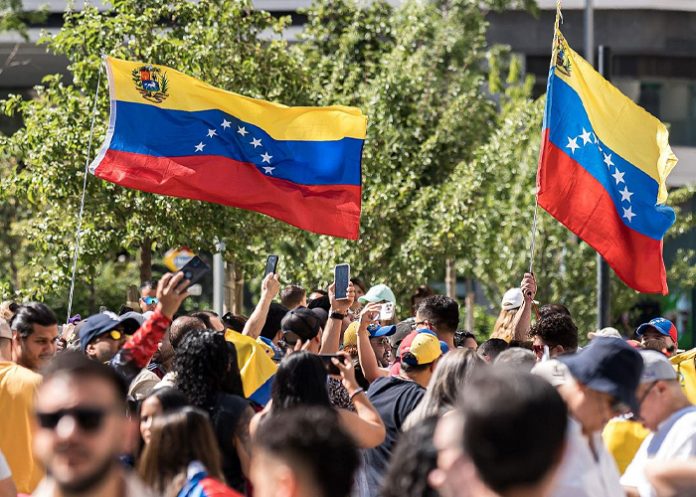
[224,330,276,405]
[89,57,366,239]
[538,30,678,294]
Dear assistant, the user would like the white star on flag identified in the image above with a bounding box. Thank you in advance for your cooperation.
[566,136,580,154]
[612,168,625,185]
[250,138,262,148]
[207,129,217,138]
[619,186,634,203]
[221,119,231,129]
[622,206,636,223]
[593,133,599,144]
[237,126,248,136]
[261,152,273,164]
[263,166,275,175]
[603,153,614,169]
[194,142,205,152]
[580,128,592,145]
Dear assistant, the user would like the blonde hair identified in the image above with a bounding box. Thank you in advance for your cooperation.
[491,309,516,343]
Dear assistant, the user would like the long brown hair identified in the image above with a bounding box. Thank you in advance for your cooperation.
[138,406,224,496]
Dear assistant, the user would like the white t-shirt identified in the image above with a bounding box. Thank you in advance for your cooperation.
[620,406,696,497]
[550,417,625,497]
[0,449,10,480]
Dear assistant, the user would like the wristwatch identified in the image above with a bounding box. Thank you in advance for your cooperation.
[330,311,345,320]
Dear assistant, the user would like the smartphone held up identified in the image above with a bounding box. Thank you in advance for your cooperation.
[334,263,350,300]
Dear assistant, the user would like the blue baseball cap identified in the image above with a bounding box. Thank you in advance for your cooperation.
[79,313,140,352]
[367,324,397,338]
[636,318,678,347]
[558,337,643,413]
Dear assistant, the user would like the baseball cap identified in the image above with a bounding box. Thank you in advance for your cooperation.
[399,331,442,366]
[0,318,11,340]
[358,284,396,304]
[639,350,678,383]
[281,307,321,344]
[636,318,678,346]
[558,337,643,413]
[79,313,141,352]
[343,321,359,348]
[368,324,396,338]
[588,327,622,340]
[501,288,523,311]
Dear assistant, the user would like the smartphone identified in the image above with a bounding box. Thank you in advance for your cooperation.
[334,263,350,300]
[379,302,395,321]
[265,255,279,277]
[179,255,211,286]
[319,354,344,375]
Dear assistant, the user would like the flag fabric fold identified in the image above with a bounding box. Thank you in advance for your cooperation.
[90,57,367,239]
[537,30,678,294]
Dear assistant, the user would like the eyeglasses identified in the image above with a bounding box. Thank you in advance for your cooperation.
[142,297,159,305]
[36,406,114,433]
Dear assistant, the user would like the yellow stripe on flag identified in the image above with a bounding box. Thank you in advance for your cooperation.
[553,33,677,203]
[224,330,277,399]
[105,56,368,141]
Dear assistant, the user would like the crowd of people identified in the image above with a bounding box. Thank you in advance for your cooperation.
[1,268,696,497]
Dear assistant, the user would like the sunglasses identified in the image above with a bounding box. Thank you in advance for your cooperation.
[142,296,159,305]
[102,330,122,341]
[36,406,113,432]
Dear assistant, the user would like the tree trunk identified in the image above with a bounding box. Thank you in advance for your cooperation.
[465,278,475,332]
[225,261,245,315]
[445,258,457,301]
[140,237,152,284]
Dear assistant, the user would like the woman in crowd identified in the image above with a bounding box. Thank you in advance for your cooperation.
[403,349,484,430]
[250,350,385,448]
[139,387,189,445]
[138,406,242,497]
[174,330,253,493]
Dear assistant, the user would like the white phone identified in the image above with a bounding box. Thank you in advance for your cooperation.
[379,302,395,321]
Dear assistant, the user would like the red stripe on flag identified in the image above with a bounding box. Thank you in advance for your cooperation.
[537,130,668,294]
[94,149,361,239]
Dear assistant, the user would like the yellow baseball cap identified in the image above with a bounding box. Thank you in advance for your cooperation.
[400,331,442,366]
[343,321,359,348]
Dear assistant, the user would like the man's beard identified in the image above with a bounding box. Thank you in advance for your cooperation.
[56,456,118,494]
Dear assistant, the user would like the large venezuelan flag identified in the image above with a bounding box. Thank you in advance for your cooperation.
[538,31,678,294]
[224,330,276,406]
[89,57,366,239]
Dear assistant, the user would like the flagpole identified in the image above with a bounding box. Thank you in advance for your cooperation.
[66,68,102,322]
[528,1,563,275]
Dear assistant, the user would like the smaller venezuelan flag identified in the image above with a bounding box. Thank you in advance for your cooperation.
[89,57,366,239]
[224,330,276,406]
[537,30,678,294]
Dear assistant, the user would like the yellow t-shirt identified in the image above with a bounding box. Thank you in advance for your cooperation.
[602,417,650,475]
[0,361,43,493]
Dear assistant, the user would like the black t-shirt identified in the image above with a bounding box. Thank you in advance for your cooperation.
[364,376,425,496]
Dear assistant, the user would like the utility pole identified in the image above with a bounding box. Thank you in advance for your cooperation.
[213,240,225,315]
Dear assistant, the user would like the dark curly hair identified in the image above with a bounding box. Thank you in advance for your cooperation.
[173,330,244,408]
[381,416,439,497]
[270,351,331,411]
[528,313,578,353]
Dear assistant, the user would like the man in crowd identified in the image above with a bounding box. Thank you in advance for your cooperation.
[635,317,678,357]
[1,313,44,493]
[138,281,158,313]
[533,337,643,497]
[430,368,568,497]
[364,330,442,496]
[78,314,140,363]
[280,284,306,310]
[621,350,696,497]
[10,302,58,372]
[529,313,578,361]
[478,338,508,363]
[250,407,359,497]
[415,295,459,351]
[32,352,156,497]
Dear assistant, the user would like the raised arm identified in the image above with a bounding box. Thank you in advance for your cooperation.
[243,273,280,339]
[333,352,386,448]
[356,303,389,383]
[320,281,355,354]
[511,272,537,342]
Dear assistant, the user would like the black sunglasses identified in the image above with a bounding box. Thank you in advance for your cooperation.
[36,407,111,432]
